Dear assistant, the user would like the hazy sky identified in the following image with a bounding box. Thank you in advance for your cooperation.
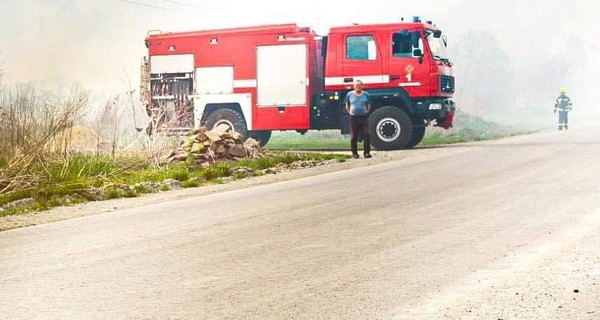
[0,0,597,95]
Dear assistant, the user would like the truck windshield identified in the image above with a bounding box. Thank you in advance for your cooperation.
[427,31,450,62]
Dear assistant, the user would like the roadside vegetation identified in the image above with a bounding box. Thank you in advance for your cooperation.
[0,151,346,218]
[0,81,531,218]
[0,85,347,218]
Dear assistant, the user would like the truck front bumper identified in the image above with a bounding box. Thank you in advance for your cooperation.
[434,100,456,129]
[413,98,456,129]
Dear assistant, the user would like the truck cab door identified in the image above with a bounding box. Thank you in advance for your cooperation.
[389,30,430,96]
[340,34,384,90]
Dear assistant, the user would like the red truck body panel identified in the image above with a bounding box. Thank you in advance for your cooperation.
[147,24,319,130]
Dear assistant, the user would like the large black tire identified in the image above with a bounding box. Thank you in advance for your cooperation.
[205,109,248,139]
[369,106,413,150]
[405,125,426,148]
[249,130,272,147]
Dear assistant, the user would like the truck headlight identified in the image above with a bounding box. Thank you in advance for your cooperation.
[429,103,442,110]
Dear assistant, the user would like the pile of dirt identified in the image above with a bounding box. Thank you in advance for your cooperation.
[165,124,265,167]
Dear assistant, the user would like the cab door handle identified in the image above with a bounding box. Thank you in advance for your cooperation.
[343,77,354,83]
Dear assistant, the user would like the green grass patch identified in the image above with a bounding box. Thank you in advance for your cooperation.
[268,139,350,150]
[105,185,137,199]
[420,135,469,146]
[181,179,201,188]
[0,189,35,207]
[133,184,154,194]
[0,151,346,218]
[43,154,149,184]
[171,169,190,182]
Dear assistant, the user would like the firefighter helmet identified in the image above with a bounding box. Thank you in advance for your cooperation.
[559,87,567,94]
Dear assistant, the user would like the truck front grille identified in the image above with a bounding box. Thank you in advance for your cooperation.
[440,75,455,93]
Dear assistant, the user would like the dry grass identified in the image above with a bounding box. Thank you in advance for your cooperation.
[0,84,87,194]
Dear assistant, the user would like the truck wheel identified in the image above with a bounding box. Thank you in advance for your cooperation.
[405,126,426,148]
[249,130,272,146]
[369,106,413,150]
[205,109,248,139]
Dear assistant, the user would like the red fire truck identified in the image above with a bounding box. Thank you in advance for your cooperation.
[140,17,455,149]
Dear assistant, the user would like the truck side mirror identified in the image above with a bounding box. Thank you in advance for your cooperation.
[413,49,424,64]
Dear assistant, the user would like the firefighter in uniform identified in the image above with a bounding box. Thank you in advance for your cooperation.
[554,88,573,130]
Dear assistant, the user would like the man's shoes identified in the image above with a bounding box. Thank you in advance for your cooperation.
[364,153,372,158]
[352,154,360,159]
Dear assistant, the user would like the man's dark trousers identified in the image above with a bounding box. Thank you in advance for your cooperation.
[350,115,370,155]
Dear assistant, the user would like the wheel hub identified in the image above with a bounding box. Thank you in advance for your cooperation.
[215,119,235,132]
[376,117,401,142]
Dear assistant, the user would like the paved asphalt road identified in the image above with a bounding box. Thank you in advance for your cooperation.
[1,124,600,319]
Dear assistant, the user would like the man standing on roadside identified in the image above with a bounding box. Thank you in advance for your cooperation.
[345,80,372,158]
